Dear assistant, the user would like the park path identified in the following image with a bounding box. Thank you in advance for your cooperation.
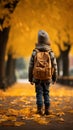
[0,82,73,130]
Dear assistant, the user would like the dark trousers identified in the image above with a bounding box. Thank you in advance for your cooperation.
[35,81,50,108]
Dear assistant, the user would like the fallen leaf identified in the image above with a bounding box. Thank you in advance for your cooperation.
[19,108,31,117]
[68,110,73,113]
[0,109,7,114]
[8,109,19,116]
[56,117,65,122]
[14,121,25,126]
[7,116,16,121]
[56,112,65,117]
[46,114,56,119]
[34,117,49,125]
[0,115,8,122]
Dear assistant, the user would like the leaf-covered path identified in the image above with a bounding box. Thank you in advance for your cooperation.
[0,83,73,130]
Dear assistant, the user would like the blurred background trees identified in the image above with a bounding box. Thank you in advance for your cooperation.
[0,0,20,88]
[55,29,71,76]
[0,0,73,89]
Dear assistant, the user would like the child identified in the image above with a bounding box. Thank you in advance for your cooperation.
[28,30,57,115]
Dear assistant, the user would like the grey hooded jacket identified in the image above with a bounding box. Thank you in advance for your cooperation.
[28,43,57,83]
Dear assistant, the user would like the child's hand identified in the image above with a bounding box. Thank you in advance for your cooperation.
[30,82,34,85]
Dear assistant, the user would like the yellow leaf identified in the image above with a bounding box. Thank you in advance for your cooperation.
[7,116,16,121]
[56,112,65,117]
[33,114,41,118]
[0,110,7,114]
[46,114,56,118]
[68,110,73,113]
[56,117,64,122]
[0,115,8,122]
[60,118,64,122]
[19,108,31,117]
[33,115,49,125]
[38,118,49,125]
[14,121,25,126]
[8,109,19,116]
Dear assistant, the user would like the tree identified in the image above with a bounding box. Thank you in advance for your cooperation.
[6,0,73,57]
[0,0,20,89]
[55,29,71,76]
[6,54,16,86]
[0,27,10,88]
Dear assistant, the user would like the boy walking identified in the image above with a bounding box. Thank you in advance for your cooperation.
[28,30,57,115]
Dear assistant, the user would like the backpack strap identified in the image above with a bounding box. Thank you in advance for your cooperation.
[32,49,39,62]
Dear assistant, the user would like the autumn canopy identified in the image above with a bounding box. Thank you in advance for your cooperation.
[0,0,73,88]
[7,0,73,58]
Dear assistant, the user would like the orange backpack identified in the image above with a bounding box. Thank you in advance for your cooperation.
[33,50,53,80]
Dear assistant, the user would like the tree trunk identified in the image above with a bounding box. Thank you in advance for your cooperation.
[6,54,16,86]
[61,42,71,77]
[62,54,69,76]
[57,56,63,76]
[0,27,10,89]
[57,57,61,76]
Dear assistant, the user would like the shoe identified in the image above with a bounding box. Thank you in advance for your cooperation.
[36,106,43,115]
[44,106,50,115]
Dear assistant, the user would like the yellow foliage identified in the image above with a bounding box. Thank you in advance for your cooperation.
[6,0,73,57]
